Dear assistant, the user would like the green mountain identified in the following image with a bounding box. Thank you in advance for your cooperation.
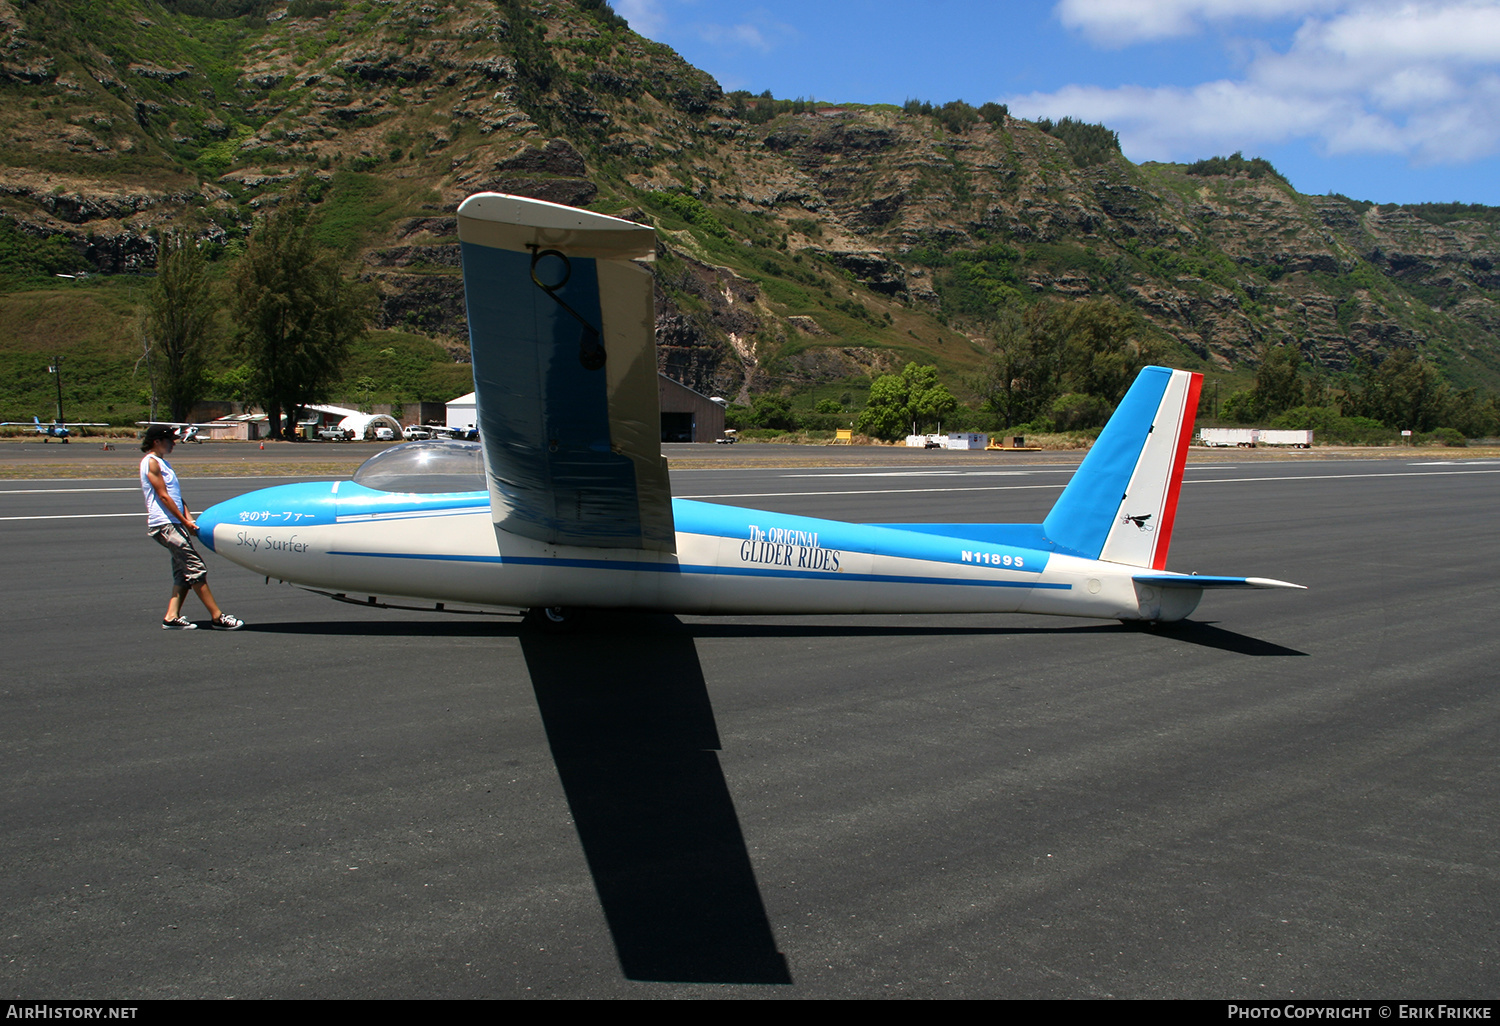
[3,0,1499,423]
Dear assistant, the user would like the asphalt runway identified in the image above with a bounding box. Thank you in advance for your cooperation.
[3,455,1498,998]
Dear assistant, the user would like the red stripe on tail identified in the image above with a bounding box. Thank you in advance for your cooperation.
[1150,372,1203,570]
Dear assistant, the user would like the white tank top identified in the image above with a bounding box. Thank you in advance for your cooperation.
[140,453,184,527]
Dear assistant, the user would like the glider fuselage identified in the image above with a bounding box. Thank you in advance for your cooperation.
[198,485,1197,622]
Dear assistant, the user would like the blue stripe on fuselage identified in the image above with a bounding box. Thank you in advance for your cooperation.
[205,483,1059,584]
[672,499,1051,574]
[320,548,1067,590]
[866,522,1053,551]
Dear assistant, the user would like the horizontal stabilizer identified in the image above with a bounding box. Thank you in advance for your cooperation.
[1133,574,1306,590]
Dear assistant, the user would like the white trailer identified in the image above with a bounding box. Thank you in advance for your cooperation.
[1257,429,1314,448]
[1199,428,1260,448]
[943,432,989,450]
[1198,428,1314,448]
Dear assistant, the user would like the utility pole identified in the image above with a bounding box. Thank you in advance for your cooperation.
[48,355,64,425]
[143,329,158,422]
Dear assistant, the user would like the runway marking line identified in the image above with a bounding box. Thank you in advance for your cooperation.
[0,513,144,521]
[7,466,1496,517]
[680,466,1500,500]
[0,486,139,494]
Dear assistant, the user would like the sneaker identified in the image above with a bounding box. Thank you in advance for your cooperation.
[211,613,244,631]
[162,616,197,630]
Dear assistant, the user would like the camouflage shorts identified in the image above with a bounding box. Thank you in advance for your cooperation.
[148,523,208,587]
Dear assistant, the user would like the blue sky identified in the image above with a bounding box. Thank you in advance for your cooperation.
[615,0,1500,205]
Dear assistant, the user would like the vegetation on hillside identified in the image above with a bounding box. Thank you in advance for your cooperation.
[1035,117,1122,168]
[0,0,1498,444]
[901,98,1010,135]
[1219,344,1499,443]
[1401,203,1500,228]
[1185,152,1289,184]
[0,220,91,287]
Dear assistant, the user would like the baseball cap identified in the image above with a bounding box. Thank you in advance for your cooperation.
[141,424,176,450]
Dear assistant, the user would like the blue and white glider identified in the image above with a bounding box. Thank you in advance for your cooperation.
[198,193,1302,626]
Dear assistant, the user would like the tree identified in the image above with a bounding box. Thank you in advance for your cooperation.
[1443,387,1499,438]
[856,363,958,440]
[1304,367,1331,409]
[969,305,1061,428]
[972,299,1148,429]
[1348,349,1447,432]
[855,374,910,441]
[230,209,376,439]
[1048,392,1110,430]
[1035,117,1121,168]
[145,234,217,422]
[904,362,959,428]
[749,394,795,430]
[977,102,1009,125]
[1221,389,1256,424]
[934,100,979,134]
[1053,299,1142,404]
[1250,343,1305,420]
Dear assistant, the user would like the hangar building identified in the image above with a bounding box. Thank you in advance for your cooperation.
[446,375,727,443]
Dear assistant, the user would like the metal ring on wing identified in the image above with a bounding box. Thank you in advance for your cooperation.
[528,246,606,371]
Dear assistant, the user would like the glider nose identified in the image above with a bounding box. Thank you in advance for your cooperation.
[198,482,341,564]
[196,498,230,553]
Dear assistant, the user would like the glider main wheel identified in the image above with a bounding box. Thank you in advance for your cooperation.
[523,606,583,633]
[1119,618,1186,632]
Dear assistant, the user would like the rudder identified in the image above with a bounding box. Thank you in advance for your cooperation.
[1042,366,1202,568]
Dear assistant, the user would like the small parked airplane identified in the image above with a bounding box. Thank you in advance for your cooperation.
[1,416,108,442]
[197,193,1302,628]
[135,421,208,443]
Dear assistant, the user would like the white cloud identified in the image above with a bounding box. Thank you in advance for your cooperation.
[617,1,797,58]
[1369,66,1458,108]
[1016,0,1500,165]
[1008,80,1346,157]
[692,9,798,55]
[614,0,669,39]
[696,21,775,52]
[1305,1,1500,62]
[1056,0,1344,45]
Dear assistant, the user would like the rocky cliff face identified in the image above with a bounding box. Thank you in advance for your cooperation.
[2,0,1498,395]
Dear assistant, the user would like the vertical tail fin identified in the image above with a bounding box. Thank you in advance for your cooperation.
[1042,366,1202,569]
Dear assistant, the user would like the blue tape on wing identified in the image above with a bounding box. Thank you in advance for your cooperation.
[462,242,647,548]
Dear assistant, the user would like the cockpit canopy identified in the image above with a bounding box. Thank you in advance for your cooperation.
[351,440,486,494]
